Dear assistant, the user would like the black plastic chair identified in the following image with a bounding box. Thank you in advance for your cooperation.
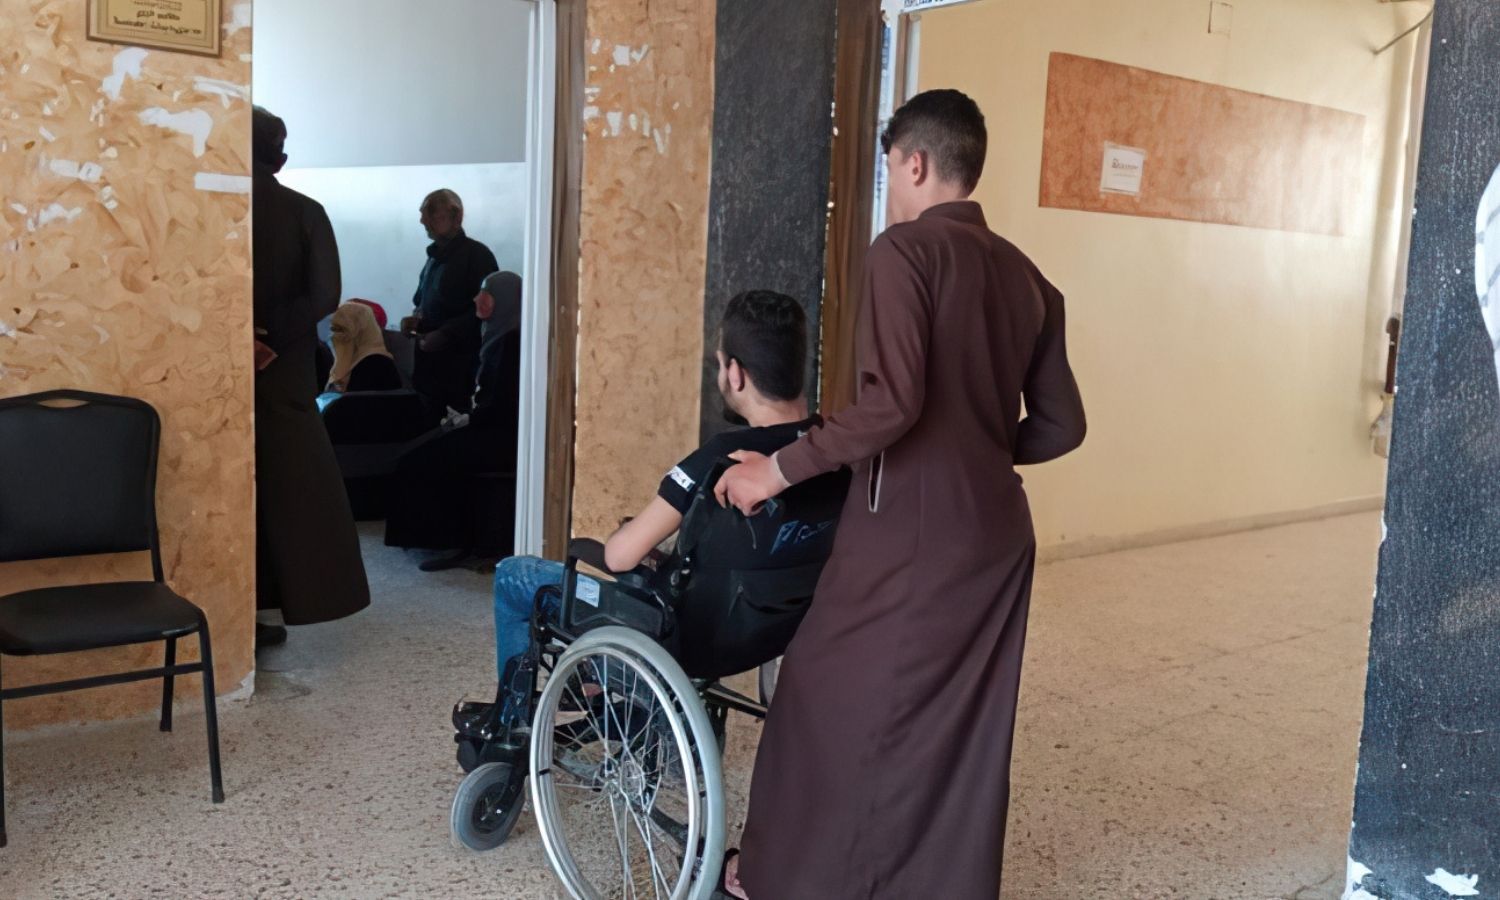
[0,390,224,848]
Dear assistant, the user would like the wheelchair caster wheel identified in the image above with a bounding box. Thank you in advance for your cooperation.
[451,762,527,852]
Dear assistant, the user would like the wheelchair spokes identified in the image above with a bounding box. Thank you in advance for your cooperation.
[532,638,710,900]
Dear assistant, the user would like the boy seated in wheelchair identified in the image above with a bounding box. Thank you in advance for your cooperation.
[457,290,847,759]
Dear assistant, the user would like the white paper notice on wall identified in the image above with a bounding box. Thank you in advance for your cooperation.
[1101,143,1147,196]
[898,0,984,12]
[1209,1,1234,36]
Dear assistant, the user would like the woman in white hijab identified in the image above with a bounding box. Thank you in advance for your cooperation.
[326,301,401,393]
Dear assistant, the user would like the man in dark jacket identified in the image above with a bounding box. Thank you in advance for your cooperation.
[252,106,370,649]
[400,190,499,419]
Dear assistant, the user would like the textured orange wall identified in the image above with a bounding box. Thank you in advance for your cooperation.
[0,0,254,728]
[571,0,716,538]
[1040,53,1367,236]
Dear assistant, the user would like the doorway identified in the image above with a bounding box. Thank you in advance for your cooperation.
[250,0,560,579]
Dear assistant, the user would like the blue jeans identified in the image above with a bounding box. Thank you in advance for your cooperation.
[492,555,564,724]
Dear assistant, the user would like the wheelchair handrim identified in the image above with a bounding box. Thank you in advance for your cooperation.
[530,627,724,900]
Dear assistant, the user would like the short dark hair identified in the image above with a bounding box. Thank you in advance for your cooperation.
[252,105,288,171]
[719,290,807,402]
[880,89,987,193]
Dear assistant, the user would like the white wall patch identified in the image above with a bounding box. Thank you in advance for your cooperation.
[1473,160,1500,409]
[225,3,252,36]
[138,108,214,157]
[48,159,104,183]
[102,48,148,101]
[1345,858,1375,900]
[37,204,82,227]
[192,77,250,108]
[194,172,253,194]
[1425,869,1479,897]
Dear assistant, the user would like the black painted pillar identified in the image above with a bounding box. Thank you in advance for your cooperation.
[1347,4,1500,898]
[700,0,838,440]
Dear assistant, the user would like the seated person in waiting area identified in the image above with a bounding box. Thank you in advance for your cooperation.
[325,300,402,393]
[487,289,823,728]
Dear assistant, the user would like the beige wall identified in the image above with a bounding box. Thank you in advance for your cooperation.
[918,0,1421,553]
[0,1,255,727]
[570,0,715,539]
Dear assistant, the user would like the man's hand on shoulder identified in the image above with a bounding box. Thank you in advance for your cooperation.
[715,451,790,516]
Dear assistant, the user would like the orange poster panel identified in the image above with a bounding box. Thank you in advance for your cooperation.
[1039,53,1366,236]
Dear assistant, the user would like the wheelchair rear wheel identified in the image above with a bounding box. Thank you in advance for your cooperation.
[530,627,726,900]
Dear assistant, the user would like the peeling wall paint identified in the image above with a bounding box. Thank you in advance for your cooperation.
[137,107,214,157]
[101,47,148,101]
[0,0,254,729]
[570,0,716,539]
[1426,869,1480,897]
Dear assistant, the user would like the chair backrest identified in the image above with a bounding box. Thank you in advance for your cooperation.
[0,390,162,571]
[319,390,431,445]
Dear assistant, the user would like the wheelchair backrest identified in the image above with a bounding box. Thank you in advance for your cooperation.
[671,458,852,599]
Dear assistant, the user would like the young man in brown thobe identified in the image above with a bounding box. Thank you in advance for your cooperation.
[716,89,1087,899]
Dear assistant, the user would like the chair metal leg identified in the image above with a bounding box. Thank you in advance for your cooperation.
[159,637,177,733]
[197,627,224,804]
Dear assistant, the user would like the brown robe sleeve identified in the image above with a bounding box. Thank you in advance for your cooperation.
[777,234,932,485]
[1015,281,1086,465]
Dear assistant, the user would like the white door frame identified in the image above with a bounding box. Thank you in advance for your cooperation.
[873,0,981,236]
[514,0,558,557]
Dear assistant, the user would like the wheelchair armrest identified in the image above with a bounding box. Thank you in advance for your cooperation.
[568,538,612,573]
[567,537,665,581]
[557,553,677,646]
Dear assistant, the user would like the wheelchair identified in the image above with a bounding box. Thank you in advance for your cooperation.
[447,460,849,900]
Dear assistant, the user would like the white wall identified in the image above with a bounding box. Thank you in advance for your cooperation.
[251,0,531,168]
[252,0,532,319]
[278,163,528,318]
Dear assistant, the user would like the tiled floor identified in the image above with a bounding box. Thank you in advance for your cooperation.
[0,514,1379,898]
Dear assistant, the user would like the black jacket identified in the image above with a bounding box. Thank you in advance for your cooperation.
[253,168,340,357]
[411,230,498,412]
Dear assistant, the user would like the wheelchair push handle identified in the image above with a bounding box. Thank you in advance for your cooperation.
[703,457,771,521]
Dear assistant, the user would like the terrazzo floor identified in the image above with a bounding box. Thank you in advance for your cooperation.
[0,513,1379,899]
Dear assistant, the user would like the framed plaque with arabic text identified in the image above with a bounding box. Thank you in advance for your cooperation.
[88,0,222,58]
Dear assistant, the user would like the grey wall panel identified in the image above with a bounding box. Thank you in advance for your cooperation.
[1348,4,1500,897]
[700,0,838,439]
